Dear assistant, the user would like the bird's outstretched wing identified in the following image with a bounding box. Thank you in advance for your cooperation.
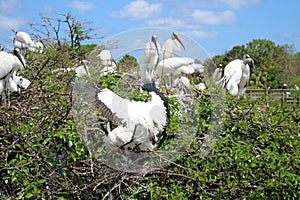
[97,88,131,126]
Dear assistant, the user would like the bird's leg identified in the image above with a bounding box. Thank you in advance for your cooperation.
[1,89,6,107]
[5,75,11,109]
[120,124,138,149]
[170,73,174,89]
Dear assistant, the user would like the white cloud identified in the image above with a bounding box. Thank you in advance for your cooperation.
[183,30,218,39]
[0,0,22,14]
[110,0,162,20]
[145,17,184,28]
[67,1,97,15]
[191,9,235,25]
[217,0,262,9]
[39,6,54,14]
[144,17,201,30]
[0,15,26,33]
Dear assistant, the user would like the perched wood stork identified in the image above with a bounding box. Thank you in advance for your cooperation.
[14,31,36,52]
[0,49,27,106]
[219,54,254,99]
[156,57,204,88]
[95,83,169,151]
[160,32,185,60]
[98,50,117,75]
[156,57,204,81]
[0,72,30,94]
[139,35,160,83]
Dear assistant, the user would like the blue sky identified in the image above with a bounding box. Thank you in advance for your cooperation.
[0,0,300,57]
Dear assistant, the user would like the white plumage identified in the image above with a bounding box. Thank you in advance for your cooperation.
[14,31,36,51]
[196,82,206,91]
[156,57,203,77]
[160,32,185,60]
[0,49,27,106]
[139,35,160,83]
[14,32,44,53]
[220,54,254,98]
[97,84,169,151]
[0,72,30,93]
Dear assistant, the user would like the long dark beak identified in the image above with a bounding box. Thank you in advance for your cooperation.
[151,35,160,57]
[13,48,26,69]
[173,32,185,50]
[82,60,90,77]
[111,58,117,66]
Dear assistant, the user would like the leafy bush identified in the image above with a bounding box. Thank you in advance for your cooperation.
[0,45,299,199]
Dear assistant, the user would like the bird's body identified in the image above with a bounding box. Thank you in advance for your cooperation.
[160,32,185,60]
[14,32,43,53]
[0,49,27,105]
[96,84,169,151]
[14,31,36,51]
[156,57,203,77]
[220,55,254,98]
[0,72,30,93]
[103,124,155,151]
[139,35,160,83]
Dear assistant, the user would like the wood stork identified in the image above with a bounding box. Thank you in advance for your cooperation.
[95,83,169,151]
[97,50,117,75]
[14,31,36,52]
[0,72,30,94]
[0,49,27,106]
[219,54,254,99]
[139,35,160,83]
[160,32,185,60]
[156,57,204,88]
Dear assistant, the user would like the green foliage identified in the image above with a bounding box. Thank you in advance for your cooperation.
[1,36,300,199]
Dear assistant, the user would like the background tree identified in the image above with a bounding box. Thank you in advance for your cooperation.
[212,39,300,88]
[30,12,98,59]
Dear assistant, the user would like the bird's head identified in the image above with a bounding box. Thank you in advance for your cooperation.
[151,35,160,57]
[172,32,185,50]
[243,54,250,60]
[142,82,157,93]
[243,55,255,75]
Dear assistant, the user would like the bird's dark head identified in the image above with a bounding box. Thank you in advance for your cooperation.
[151,35,160,57]
[243,56,255,75]
[172,32,185,50]
[142,82,157,93]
